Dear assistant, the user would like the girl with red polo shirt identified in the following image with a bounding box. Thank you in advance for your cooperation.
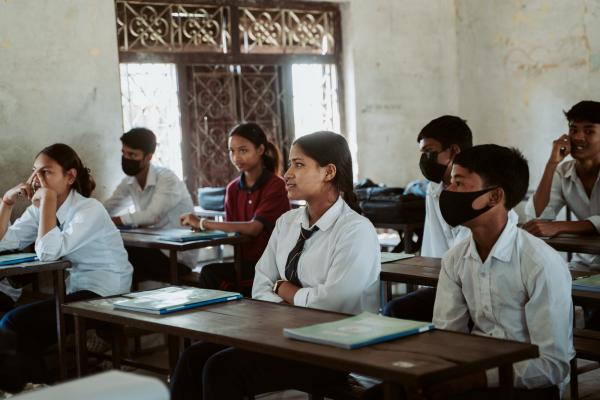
[180,123,290,296]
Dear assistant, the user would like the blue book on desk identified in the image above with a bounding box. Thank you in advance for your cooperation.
[157,229,229,242]
[0,252,38,266]
[572,274,600,293]
[113,287,242,314]
[283,312,435,350]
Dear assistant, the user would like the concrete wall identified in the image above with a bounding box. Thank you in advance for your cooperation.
[341,0,460,186]
[455,0,600,187]
[0,0,123,216]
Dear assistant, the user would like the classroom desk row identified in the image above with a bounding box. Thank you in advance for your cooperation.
[380,256,600,307]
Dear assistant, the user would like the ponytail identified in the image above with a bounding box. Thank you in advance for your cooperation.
[229,122,282,175]
[38,143,96,197]
[293,131,362,214]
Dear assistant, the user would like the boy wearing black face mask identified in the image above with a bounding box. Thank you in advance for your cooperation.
[431,145,573,398]
[104,128,198,283]
[384,116,473,320]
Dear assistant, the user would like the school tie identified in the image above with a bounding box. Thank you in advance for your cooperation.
[284,226,319,287]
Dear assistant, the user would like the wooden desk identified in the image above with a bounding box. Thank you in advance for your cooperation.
[543,235,600,256]
[121,232,250,286]
[0,260,70,379]
[63,298,537,399]
[381,257,600,307]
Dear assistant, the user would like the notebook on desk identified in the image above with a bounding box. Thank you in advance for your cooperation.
[120,227,229,242]
[283,312,434,349]
[0,252,38,267]
[114,286,242,314]
[380,252,414,264]
[572,274,600,293]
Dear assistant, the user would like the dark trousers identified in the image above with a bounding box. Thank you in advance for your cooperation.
[0,290,98,385]
[0,291,15,313]
[126,247,190,285]
[199,261,256,297]
[584,305,600,330]
[171,342,348,400]
[383,287,437,321]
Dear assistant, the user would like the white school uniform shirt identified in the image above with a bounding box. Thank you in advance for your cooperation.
[433,218,574,393]
[0,190,133,296]
[525,159,600,270]
[421,181,519,258]
[104,164,198,269]
[252,196,381,315]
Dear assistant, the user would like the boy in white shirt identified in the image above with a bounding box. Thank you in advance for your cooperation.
[523,101,600,330]
[432,144,573,399]
[104,128,198,283]
[384,115,472,319]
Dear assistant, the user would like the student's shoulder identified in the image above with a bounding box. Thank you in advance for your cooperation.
[265,173,287,190]
[517,228,569,276]
[338,203,377,236]
[555,160,576,177]
[73,193,109,215]
[275,207,302,226]
[226,177,241,193]
[154,165,183,182]
[442,236,471,264]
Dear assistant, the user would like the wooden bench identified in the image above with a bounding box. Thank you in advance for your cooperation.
[570,328,600,400]
[309,374,382,400]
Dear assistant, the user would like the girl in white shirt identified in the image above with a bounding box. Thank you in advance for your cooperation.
[0,143,132,386]
[171,131,380,400]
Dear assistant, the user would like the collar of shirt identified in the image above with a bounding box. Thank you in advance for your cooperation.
[464,217,517,264]
[238,169,272,192]
[296,196,344,232]
[56,189,77,227]
[126,163,158,191]
[430,181,445,198]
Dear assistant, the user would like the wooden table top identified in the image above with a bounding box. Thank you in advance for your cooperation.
[63,298,537,387]
[381,256,600,305]
[0,259,70,278]
[543,235,600,256]
[121,232,250,251]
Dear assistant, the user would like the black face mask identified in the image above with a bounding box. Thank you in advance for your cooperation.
[439,187,498,227]
[122,156,143,176]
[419,152,447,183]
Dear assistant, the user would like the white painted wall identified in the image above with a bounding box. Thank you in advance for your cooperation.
[455,0,600,188]
[0,0,123,216]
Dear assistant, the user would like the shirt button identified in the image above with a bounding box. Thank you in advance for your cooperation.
[248,200,253,204]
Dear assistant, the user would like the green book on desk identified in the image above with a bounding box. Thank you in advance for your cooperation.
[380,252,414,264]
[283,312,434,349]
[114,287,242,314]
[0,252,38,267]
[573,274,600,293]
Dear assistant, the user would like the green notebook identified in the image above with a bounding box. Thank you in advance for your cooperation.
[380,252,414,264]
[283,312,434,350]
[572,274,600,293]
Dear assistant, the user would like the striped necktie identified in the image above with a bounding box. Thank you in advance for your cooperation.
[284,226,319,287]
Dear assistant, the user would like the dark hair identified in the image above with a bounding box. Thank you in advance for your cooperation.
[293,131,360,213]
[120,127,157,155]
[564,101,600,124]
[229,122,281,175]
[417,115,473,151]
[38,143,96,198]
[453,144,529,210]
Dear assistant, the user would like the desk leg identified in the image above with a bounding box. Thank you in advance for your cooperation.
[170,250,179,284]
[111,325,123,370]
[54,269,66,380]
[233,243,242,291]
[167,334,181,372]
[74,316,87,377]
[382,382,404,400]
[499,364,515,399]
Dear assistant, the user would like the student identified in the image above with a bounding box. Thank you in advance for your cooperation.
[171,131,381,400]
[432,144,573,399]
[104,128,198,283]
[180,123,290,295]
[384,115,473,320]
[523,100,600,269]
[523,100,600,331]
[0,143,132,385]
